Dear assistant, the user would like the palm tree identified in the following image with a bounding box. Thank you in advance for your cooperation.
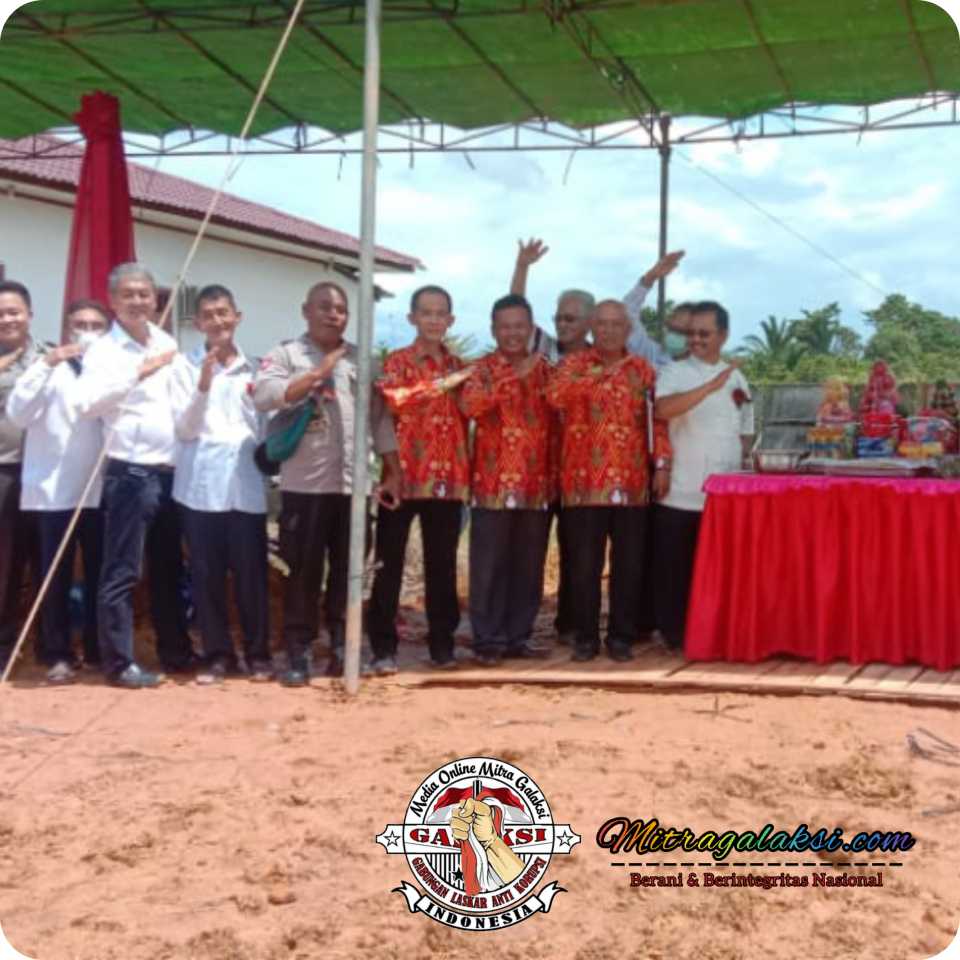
[739,316,799,365]
[444,332,485,361]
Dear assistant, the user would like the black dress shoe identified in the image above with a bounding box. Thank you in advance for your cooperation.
[108,664,162,689]
[607,645,634,663]
[279,667,309,687]
[505,643,550,660]
[571,647,597,663]
[161,651,202,675]
[474,651,503,667]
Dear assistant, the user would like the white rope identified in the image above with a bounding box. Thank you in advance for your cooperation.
[1,0,308,687]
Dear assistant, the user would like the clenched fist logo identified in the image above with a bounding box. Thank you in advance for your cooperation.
[452,797,525,888]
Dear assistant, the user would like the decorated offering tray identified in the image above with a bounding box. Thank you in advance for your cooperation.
[800,457,936,478]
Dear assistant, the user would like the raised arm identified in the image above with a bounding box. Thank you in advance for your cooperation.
[510,238,548,296]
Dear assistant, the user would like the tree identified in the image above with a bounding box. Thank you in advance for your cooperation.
[444,332,484,360]
[790,303,862,358]
[738,316,800,366]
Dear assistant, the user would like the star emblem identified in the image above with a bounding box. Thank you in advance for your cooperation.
[453,869,464,882]
[385,830,400,848]
[557,829,574,849]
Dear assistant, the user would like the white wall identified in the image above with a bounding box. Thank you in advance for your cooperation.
[0,190,380,360]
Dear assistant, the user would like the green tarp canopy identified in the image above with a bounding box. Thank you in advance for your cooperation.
[1,0,959,138]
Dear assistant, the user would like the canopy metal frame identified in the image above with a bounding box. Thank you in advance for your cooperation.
[3,93,959,161]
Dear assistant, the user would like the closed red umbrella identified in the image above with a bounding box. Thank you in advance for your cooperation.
[61,91,135,342]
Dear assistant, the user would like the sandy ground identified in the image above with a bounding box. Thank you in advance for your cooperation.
[0,531,958,960]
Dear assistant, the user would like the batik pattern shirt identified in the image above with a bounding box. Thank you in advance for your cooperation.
[546,348,671,507]
[377,343,470,501]
[460,351,552,510]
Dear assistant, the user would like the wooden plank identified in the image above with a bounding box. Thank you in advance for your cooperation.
[672,659,785,687]
[751,660,831,687]
[868,665,926,693]
[841,663,896,691]
[804,661,867,689]
[905,667,954,692]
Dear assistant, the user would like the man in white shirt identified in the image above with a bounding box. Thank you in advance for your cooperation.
[76,263,196,688]
[654,301,755,649]
[171,284,271,683]
[7,299,110,683]
[509,239,685,369]
[0,280,44,672]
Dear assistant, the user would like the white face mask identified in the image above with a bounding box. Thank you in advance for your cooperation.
[73,330,104,351]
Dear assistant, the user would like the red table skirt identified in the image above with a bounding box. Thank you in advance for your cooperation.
[684,473,960,670]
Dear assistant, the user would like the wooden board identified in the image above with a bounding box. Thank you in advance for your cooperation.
[405,655,960,706]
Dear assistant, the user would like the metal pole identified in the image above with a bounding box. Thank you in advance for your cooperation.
[344,0,381,695]
[656,113,672,329]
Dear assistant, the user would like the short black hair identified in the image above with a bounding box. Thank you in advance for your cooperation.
[65,298,110,322]
[410,284,452,314]
[491,293,533,326]
[691,300,729,333]
[196,284,237,311]
[0,280,31,309]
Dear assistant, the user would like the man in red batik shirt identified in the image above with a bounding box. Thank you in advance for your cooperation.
[546,299,671,663]
[369,286,472,673]
[460,294,552,667]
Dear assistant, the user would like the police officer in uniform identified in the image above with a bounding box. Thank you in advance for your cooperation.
[253,281,401,683]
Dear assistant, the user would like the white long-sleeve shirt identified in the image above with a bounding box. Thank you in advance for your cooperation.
[531,279,670,369]
[6,357,104,510]
[170,345,267,514]
[75,321,178,466]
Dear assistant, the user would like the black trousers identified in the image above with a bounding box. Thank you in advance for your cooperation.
[37,508,103,666]
[636,516,658,634]
[561,505,648,655]
[180,507,270,667]
[653,504,703,650]
[98,460,193,676]
[279,491,352,667]
[0,464,38,661]
[548,502,576,636]
[368,498,462,662]
[468,507,550,655]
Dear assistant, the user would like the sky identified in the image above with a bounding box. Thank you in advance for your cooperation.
[138,107,958,354]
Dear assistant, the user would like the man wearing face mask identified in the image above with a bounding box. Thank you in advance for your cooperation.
[510,239,685,369]
[7,300,110,683]
[0,280,45,673]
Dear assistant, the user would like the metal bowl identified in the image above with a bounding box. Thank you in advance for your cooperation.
[752,449,808,473]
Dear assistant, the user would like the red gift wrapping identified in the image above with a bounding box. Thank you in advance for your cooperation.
[684,473,960,670]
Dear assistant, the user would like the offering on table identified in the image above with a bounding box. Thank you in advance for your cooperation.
[922,380,959,421]
[898,416,958,458]
[859,360,900,417]
[816,376,854,425]
[857,412,902,458]
[807,424,855,459]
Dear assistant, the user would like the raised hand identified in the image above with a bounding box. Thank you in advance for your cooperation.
[197,349,220,393]
[138,349,177,381]
[642,250,685,287]
[707,364,738,394]
[516,238,549,268]
[43,343,84,368]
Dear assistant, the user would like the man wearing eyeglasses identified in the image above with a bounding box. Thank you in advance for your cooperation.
[653,301,755,650]
[509,239,685,368]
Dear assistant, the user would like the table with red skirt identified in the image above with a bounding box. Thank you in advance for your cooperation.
[684,473,960,670]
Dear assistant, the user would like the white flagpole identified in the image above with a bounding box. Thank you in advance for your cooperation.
[343,0,382,695]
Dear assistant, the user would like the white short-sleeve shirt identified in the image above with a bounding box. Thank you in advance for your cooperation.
[656,357,755,512]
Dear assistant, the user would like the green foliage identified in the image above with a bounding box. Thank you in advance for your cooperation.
[444,332,485,361]
[737,294,960,386]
